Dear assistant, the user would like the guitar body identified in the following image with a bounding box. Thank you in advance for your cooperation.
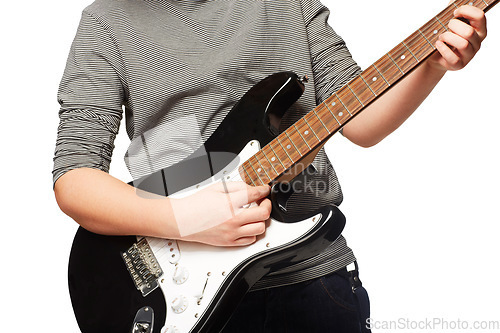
[69,229,167,333]
[68,72,347,333]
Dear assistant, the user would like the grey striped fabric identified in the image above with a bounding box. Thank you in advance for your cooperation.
[53,0,361,289]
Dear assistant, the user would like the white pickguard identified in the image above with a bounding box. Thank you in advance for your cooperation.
[140,140,322,333]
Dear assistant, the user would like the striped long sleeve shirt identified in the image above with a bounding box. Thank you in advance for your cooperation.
[54,0,362,289]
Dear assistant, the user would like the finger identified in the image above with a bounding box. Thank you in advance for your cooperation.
[233,198,272,223]
[448,18,481,52]
[438,31,475,62]
[454,6,487,40]
[236,221,267,238]
[232,236,258,246]
[435,40,462,71]
[225,184,270,209]
[217,182,251,208]
[244,185,271,204]
[257,197,272,213]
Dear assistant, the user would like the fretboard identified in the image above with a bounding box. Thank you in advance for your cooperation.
[240,0,498,186]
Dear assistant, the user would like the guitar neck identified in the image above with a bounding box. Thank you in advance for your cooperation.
[240,0,498,186]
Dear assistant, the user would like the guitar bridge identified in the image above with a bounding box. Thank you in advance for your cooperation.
[122,238,164,297]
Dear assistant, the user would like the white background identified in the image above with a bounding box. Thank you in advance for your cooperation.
[1,0,498,332]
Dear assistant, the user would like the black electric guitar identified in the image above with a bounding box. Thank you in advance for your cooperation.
[68,1,498,332]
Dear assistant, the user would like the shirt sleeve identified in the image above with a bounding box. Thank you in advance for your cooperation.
[299,0,362,104]
[53,10,126,185]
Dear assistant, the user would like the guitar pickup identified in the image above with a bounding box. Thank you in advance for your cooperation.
[122,238,164,297]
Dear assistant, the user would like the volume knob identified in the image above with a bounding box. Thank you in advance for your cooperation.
[162,326,179,333]
[171,295,188,314]
[172,266,189,285]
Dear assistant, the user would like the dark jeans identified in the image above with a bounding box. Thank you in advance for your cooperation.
[222,269,370,333]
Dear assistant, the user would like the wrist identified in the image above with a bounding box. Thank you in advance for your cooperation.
[423,54,448,78]
[142,195,182,240]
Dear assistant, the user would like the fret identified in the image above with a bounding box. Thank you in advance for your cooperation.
[276,135,296,165]
[303,117,322,142]
[372,64,390,86]
[374,55,403,86]
[404,30,434,60]
[333,92,352,116]
[336,85,364,114]
[401,41,418,61]
[360,65,389,95]
[244,161,265,186]
[467,0,485,9]
[315,102,342,133]
[285,130,309,156]
[476,0,487,11]
[436,5,455,28]
[238,166,253,185]
[293,124,311,150]
[323,95,353,125]
[256,159,272,181]
[303,111,329,141]
[418,29,435,49]
[264,144,286,175]
[455,0,473,6]
[323,102,342,126]
[248,158,266,184]
[248,155,271,183]
[257,148,279,176]
[240,163,257,186]
[387,53,404,75]
[347,83,365,107]
[471,0,485,7]
[435,16,448,31]
[270,137,293,166]
[303,112,329,142]
[465,0,489,10]
[359,75,377,97]
[420,19,447,47]
[388,43,418,73]
[312,109,331,134]
[284,130,306,157]
[295,118,320,148]
[447,0,488,14]
[348,76,376,105]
